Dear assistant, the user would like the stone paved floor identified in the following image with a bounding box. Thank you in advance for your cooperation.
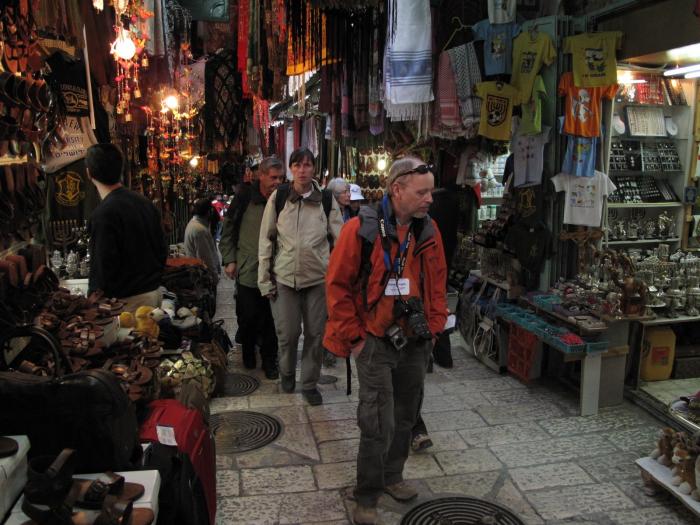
[212,278,697,525]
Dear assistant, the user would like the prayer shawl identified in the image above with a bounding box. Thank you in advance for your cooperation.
[447,42,481,129]
[435,51,461,129]
[384,0,433,121]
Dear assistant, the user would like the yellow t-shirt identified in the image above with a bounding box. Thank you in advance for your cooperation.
[563,31,623,87]
[519,75,546,135]
[511,30,556,102]
[476,81,521,141]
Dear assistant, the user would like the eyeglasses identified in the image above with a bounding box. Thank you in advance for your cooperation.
[396,164,434,177]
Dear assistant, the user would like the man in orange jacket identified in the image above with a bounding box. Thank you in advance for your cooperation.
[324,156,447,525]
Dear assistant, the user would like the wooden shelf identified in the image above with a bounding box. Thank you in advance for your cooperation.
[609,170,683,176]
[608,202,683,209]
[613,136,689,141]
[604,238,680,245]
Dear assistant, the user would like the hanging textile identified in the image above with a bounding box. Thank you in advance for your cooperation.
[447,42,481,132]
[286,1,329,75]
[205,50,245,150]
[384,0,433,122]
[237,0,251,96]
[301,117,318,157]
[253,95,271,151]
[434,51,461,130]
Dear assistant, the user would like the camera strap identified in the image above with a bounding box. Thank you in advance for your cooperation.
[379,195,412,279]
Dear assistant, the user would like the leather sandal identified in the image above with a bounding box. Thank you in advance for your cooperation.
[0,435,18,457]
[72,472,145,510]
[21,448,77,525]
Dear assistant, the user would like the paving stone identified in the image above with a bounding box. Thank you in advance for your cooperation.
[421,393,491,412]
[441,366,500,381]
[475,400,563,425]
[279,491,347,524]
[216,455,235,469]
[434,448,501,475]
[248,382,280,395]
[307,402,358,422]
[216,469,240,498]
[210,396,250,414]
[524,482,636,520]
[412,431,468,453]
[607,505,698,524]
[249,393,305,408]
[482,388,559,406]
[312,419,360,442]
[494,479,544,524]
[539,408,653,436]
[299,521,350,525]
[614,478,683,508]
[313,461,355,489]
[423,382,445,396]
[343,500,402,525]
[577,452,640,482]
[403,453,445,479]
[319,389,359,404]
[492,434,619,468]
[458,422,550,447]
[442,377,525,394]
[274,423,320,461]
[425,471,501,497]
[422,409,487,431]
[509,462,594,492]
[606,426,660,456]
[319,438,359,463]
[216,494,282,525]
[240,465,316,495]
[255,405,309,426]
[235,446,315,469]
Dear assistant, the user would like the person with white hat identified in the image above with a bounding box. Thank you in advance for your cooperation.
[349,183,365,218]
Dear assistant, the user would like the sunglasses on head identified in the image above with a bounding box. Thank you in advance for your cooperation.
[397,163,434,177]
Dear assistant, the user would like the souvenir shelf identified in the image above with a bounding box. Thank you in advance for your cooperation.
[603,73,695,249]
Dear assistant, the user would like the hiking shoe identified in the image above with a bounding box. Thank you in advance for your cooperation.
[411,433,434,453]
[302,388,323,406]
[280,374,296,393]
[384,481,418,502]
[352,504,377,525]
[323,351,337,368]
[263,363,279,380]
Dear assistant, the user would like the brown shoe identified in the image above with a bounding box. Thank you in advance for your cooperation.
[384,481,418,502]
[352,504,378,525]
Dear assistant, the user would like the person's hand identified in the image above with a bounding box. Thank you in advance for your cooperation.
[350,339,365,358]
[266,290,277,300]
[224,262,237,279]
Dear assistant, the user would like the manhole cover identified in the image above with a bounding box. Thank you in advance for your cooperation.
[210,411,281,454]
[220,373,260,396]
[401,497,524,525]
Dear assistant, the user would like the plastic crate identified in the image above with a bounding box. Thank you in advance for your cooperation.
[585,340,608,354]
[508,325,539,383]
[549,335,586,353]
[533,294,562,312]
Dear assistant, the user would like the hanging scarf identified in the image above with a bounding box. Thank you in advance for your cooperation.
[384,0,433,122]
[447,42,481,129]
[237,0,251,96]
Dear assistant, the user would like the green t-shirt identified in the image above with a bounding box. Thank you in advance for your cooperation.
[519,75,546,135]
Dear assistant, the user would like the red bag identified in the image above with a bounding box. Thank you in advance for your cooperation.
[139,399,216,525]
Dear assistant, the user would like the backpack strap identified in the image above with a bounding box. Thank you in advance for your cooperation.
[227,186,252,250]
[274,183,291,217]
[321,188,333,219]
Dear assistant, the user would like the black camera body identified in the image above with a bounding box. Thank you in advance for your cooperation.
[392,297,433,342]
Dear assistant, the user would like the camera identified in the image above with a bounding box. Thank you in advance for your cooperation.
[392,297,433,341]
[386,323,408,351]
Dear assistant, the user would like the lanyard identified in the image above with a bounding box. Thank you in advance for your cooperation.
[379,195,412,277]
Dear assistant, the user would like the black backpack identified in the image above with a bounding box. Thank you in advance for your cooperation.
[274,182,334,219]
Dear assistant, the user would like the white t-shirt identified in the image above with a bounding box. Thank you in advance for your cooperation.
[551,171,616,227]
[488,0,517,24]
[512,117,550,188]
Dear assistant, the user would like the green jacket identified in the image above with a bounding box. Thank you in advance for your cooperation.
[219,182,268,289]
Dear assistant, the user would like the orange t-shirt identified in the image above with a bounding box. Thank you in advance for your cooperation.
[558,72,618,137]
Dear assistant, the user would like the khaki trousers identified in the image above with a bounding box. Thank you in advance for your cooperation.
[270,282,326,390]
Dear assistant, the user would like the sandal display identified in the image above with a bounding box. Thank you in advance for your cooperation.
[71,472,145,510]
[0,435,18,457]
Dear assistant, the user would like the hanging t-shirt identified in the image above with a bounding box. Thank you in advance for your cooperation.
[475,81,520,141]
[488,0,517,24]
[520,75,546,135]
[511,30,556,101]
[562,135,597,177]
[563,31,623,87]
[513,184,544,226]
[558,72,617,137]
[472,20,520,76]
[512,117,551,188]
[504,222,551,274]
[551,170,616,227]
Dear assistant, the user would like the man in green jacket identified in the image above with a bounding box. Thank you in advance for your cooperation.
[220,157,285,379]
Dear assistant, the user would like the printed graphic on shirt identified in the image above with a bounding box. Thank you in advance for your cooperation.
[571,181,596,208]
[55,171,85,207]
[492,33,506,60]
[572,89,593,123]
[518,188,537,218]
[572,141,593,165]
[487,95,508,126]
[495,0,509,11]
[585,47,606,74]
[520,51,537,73]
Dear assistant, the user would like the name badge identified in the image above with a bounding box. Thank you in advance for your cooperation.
[385,278,410,296]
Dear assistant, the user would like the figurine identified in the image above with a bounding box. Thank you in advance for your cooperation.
[651,427,675,466]
[658,212,674,239]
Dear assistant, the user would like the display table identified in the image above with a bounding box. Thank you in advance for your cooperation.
[0,436,29,521]
[636,457,700,519]
[4,469,161,525]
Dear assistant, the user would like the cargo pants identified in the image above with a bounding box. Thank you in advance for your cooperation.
[353,333,431,506]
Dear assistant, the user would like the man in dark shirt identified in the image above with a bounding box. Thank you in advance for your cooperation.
[86,143,167,311]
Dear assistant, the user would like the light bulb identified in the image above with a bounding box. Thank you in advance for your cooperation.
[189,156,199,168]
[164,95,179,110]
[112,29,136,60]
[377,157,387,172]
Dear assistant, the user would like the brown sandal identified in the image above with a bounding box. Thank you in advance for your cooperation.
[72,472,145,510]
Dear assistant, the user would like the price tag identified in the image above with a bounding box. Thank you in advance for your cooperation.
[156,425,178,447]
[384,278,410,296]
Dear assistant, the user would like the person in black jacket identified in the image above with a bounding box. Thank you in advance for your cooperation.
[86,143,167,312]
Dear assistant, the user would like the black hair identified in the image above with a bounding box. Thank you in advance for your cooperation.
[288,147,315,168]
[192,197,213,217]
[86,143,124,185]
